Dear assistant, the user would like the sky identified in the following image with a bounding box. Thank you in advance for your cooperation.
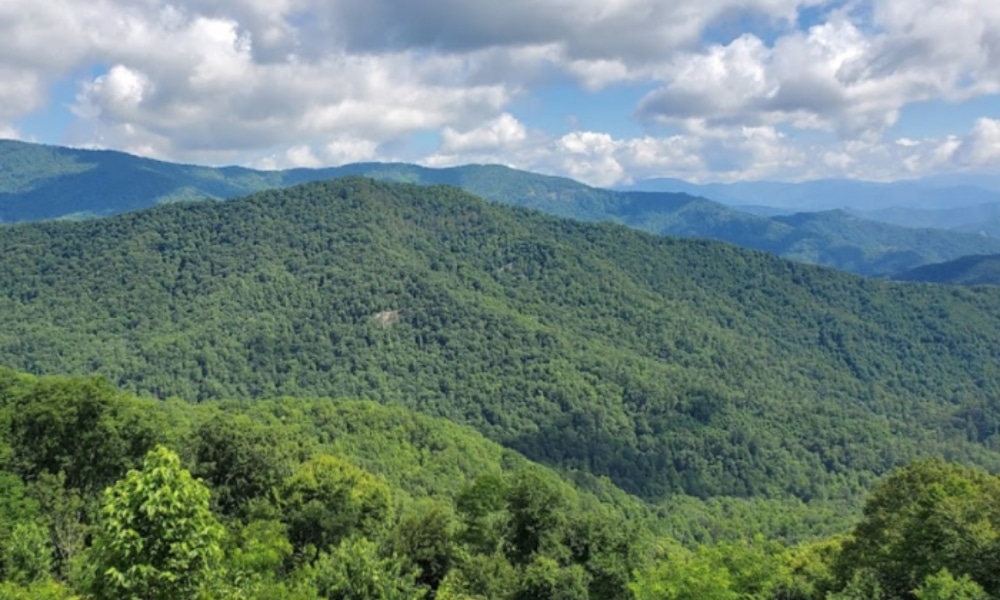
[2,0,1000,186]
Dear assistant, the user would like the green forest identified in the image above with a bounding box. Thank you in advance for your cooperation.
[3,178,1000,505]
[4,368,1000,600]
[2,177,1000,597]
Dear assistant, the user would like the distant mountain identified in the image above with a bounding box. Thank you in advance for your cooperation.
[846,203,1000,236]
[621,177,1000,212]
[5,177,1000,509]
[5,139,1000,276]
[894,254,1000,285]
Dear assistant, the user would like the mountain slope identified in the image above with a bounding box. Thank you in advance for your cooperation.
[3,178,1000,507]
[894,254,1000,285]
[5,140,1000,276]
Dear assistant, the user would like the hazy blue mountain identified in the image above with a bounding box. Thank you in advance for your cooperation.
[621,177,1000,212]
[5,139,1000,276]
[894,253,1000,285]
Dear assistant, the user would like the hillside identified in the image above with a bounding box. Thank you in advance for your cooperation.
[3,178,1000,512]
[0,367,655,599]
[894,254,1000,286]
[5,140,1000,276]
[8,369,1000,600]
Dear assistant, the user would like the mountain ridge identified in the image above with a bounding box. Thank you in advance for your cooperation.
[4,139,1000,276]
[3,177,1000,508]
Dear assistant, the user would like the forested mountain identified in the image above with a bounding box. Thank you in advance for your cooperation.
[5,139,1000,276]
[894,254,1000,286]
[3,178,1000,516]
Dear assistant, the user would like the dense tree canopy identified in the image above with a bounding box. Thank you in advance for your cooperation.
[1,178,1000,508]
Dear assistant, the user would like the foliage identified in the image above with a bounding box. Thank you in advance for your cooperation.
[281,455,393,556]
[3,179,1000,513]
[3,366,1000,599]
[309,536,425,600]
[837,460,1000,598]
[88,445,225,600]
[1,521,52,585]
[913,569,989,600]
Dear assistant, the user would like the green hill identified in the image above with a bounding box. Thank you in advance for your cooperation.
[3,178,1000,512]
[4,140,1000,276]
[894,253,1000,286]
[0,367,658,599]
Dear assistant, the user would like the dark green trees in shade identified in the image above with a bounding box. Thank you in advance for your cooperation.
[280,455,393,556]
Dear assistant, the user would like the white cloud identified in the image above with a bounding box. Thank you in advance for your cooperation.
[441,113,527,154]
[0,0,999,183]
[0,124,21,140]
[955,118,1000,166]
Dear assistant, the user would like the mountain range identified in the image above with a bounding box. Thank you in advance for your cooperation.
[4,139,1000,277]
[3,177,1000,517]
[622,175,1000,241]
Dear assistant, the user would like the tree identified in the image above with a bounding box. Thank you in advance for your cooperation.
[629,542,737,600]
[310,536,425,600]
[515,555,590,600]
[390,500,460,595]
[914,569,988,600]
[7,376,158,493]
[192,413,297,518]
[504,469,570,566]
[1,521,52,585]
[281,455,392,556]
[88,445,224,600]
[837,459,1000,598]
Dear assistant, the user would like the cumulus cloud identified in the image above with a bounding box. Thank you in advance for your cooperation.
[638,0,1000,144]
[1,0,999,184]
[955,118,1000,167]
[441,113,527,154]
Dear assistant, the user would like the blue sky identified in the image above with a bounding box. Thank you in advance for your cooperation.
[2,0,1000,185]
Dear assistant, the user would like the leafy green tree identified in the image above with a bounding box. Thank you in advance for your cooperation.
[1,521,52,585]
[225,520,294,592]
[0,472,39,578]
[629,542,737,600]
[826,569,885,600]
[281,455,393,556]
[391,500,460,595]
[0,579,77,600]
[456,474,509,556]
[88,445,224,600]
[504,469,570,566]
[26,472,88,577]
[838,460,1000,598]
[914,569,988,600]
[564,511,646,600]
[7,376,158,492]
[192,413,297,518]
[514,555,590,600]
[310,536,425,600]
[774,537,843,600]
[436,553,517,600]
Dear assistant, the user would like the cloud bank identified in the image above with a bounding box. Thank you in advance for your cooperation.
[2,0,999,184]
